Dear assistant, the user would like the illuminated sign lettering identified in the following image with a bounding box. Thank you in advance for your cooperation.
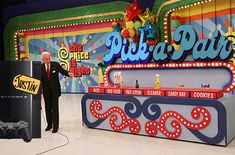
[103,25,234,65]
[58,43,90,77]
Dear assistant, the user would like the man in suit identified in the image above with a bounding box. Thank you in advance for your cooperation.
[41,52,74,133]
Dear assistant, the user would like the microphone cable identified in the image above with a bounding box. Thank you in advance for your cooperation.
[35,109,70,155]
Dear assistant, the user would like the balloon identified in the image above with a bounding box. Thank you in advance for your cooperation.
[147,39,157,46]
[125,0,142,21]
[134,21,142,30]
[170,16,181,28]
[121,29,130,38]
[125,21,135,38]
[129,29,136,38]
[171,20,180,28]
[19,38,25,43]
[126,21,134,30]
[138,8,155,26]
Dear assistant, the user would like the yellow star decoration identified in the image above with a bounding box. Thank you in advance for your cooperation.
[123,12,128,23]
[225,27,235,64]
[82,38,88,45]
[138,8,155,26]
[230,54,235,64]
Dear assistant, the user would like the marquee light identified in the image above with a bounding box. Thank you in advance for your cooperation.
[164,0,215,42]
[14,18,121,60]
[103,62,235,92]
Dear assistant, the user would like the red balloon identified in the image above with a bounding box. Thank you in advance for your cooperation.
[147,39,157,46]
[122,29,130,38]
[125,0,142,21]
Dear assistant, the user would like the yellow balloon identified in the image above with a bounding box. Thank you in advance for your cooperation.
[126,21,134,30]
[129,29,136,38]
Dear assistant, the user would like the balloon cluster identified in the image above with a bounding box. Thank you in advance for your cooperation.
[170,16,182,29]
[112,0,157,46]
[170,15,183,50]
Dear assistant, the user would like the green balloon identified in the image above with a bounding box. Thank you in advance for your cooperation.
[171,20,180,28]
[134,21,142,30]
[19,38,25,43]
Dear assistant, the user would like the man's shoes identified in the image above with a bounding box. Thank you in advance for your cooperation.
[45,127,52,131]
[52,129,58,133]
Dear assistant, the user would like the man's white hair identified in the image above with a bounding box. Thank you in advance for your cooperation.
[41,51,51,59]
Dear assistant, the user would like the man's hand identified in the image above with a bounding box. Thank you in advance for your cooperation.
[68,72,74,77]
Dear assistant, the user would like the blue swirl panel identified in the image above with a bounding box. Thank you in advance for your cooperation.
[81,93,228,145]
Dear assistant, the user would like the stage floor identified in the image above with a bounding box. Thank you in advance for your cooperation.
[1,94,235,155]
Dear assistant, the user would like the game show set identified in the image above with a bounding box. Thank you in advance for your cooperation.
[1,0,235,155]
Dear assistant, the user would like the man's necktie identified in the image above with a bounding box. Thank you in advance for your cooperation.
[46,64,50,80]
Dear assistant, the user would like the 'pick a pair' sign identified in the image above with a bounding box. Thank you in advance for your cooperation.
[103,25,234,65]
